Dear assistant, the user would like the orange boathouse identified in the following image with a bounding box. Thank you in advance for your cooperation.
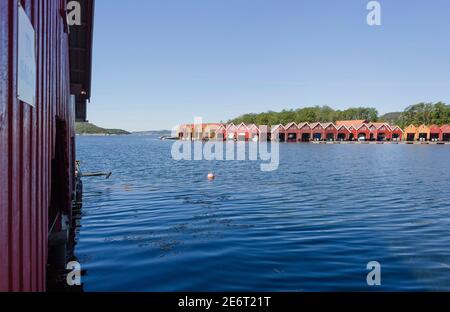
[403,124,450,142]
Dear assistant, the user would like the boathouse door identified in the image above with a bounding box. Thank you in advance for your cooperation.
[287,133,297,142]
[430,133,439,141]
[49,118,72,233]
[419,133,428,141]
[301,133,311,142]
[326,133,334,141]
[358,133,366,141]
[313,133,322,141]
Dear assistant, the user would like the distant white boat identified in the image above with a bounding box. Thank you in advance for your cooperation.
[159,136,179,141]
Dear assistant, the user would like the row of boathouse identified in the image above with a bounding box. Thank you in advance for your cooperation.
[177,120,450,142]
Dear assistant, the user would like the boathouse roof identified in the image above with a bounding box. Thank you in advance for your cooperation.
[271,124,286,133]
[335,120,368,128]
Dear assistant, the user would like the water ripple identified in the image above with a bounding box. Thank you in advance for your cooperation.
[75,136,450,291]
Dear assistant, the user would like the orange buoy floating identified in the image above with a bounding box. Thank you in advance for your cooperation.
[207,173,215,181]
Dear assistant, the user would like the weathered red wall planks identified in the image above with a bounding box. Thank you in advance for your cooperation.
[0,0,75,291]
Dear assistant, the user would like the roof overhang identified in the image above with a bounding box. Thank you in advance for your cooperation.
[69,0,95,121]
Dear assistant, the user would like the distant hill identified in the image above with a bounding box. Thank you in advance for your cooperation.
[379,112,402,125]
[75,122,131,135]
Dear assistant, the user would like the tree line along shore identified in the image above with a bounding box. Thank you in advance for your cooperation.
[229,102,450,128]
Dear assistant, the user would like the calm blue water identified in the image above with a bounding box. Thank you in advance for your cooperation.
[75,136,450,291]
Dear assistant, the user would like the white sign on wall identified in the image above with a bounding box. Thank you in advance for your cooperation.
[17,3,36,107]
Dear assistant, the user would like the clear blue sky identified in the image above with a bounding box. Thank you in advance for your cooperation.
[88,0,450,131]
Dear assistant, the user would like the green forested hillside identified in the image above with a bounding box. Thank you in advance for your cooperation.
[229,106,379,125]
[229,102,450,127]
[75,122,130,135]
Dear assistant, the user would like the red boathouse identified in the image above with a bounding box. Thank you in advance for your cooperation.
[324,123,338,141]
[429,125,442,141]
[337,125,350,141]
[216,124,227,141]
[271,124,286,142]
[236,123,250,141]
[226,123,237,140]
[441,125,450,141]
[285,122,299,142]
[247,124,260,141]
[311,123,325,141]
[0,0,95,291]
[391,126,403,141]
[298,123,312,142]
[356,123,371,141]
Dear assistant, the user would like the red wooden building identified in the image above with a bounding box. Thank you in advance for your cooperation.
[337,125,350,141]
[391,126,403,141]
[355,123,371,141]
[298,123,312,141]
[284,122,298,142]
[236,123,250,141]
[271,124,286,142]
[0,0,95,291]
[260,121,402,142]
[441,125,450,141]
[199,121,426,143]
[373,123,392,141]
[247,124,260,141]
[226,123,237,140]
[429,125,442,141]
[215,121,405,143]
[216,124,226,141]
[311,123,325,141]
[374,123,394,141]
[323,123,338,141]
